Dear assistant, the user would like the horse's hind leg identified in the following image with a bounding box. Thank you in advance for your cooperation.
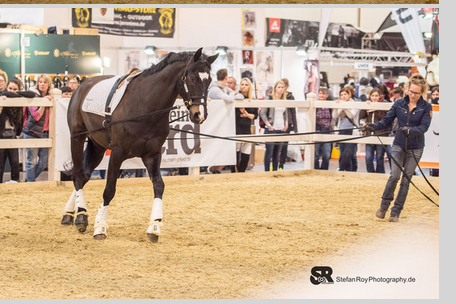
[62,137,106,230]
[142,152,164,243]
[93,146,125,240]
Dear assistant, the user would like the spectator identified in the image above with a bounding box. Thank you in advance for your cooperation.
[23,74,53,182]
[359,88,388,173]
[392,88,404,102]
[260,80,288,172]
[226,77,237,92]
[68,78,79,93]
[279,78,298,170]
[430,86,439,105]
[61,86,73,98]
[0,79,33,183]
[314,87,333,170]
[0,69,7,93]
[207,69,244,173]
[333,86,359,172]
[231,77,258,173]
[364,73,432,222]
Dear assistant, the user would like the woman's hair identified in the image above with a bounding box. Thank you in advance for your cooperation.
[0,69,8,83]
[340,85,355,98]
[431,86,439,94]
[240,77,253,99]
[377,84,391,102]
[34,74,53,94]
[272,80,286,100]
[368,87,381,100]
[405,73,429,95]
[7,79,23,90]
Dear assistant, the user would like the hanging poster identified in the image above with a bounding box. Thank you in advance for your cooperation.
[266,17,364,49]
[242,30,255,47]
[243,10,256,29]
[242,50,254,65]
[72,8,175,38]
[255,51,274,83]
[304,60,320,97]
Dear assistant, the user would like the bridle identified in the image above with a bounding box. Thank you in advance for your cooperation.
[180,59,209,112]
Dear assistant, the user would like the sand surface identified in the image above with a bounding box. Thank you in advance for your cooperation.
[0,170,439,299]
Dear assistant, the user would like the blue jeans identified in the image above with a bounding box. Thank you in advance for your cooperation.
[24,132,49,182]
[314,142,332,170]
[365,144,386,173]
[380,145,423,216]
[264,129,285,171]
[338,129,357,172]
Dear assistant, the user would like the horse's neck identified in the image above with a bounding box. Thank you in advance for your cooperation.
[143,61,186,110]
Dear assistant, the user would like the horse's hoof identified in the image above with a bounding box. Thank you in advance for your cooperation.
[61,212,75,225]
[74,212,88,233]
[94,234,107,241]
[147,233,159,243]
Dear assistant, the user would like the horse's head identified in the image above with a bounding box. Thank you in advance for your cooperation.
[179,48,218,124]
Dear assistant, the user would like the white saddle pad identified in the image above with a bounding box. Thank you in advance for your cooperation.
[82,71,142,117]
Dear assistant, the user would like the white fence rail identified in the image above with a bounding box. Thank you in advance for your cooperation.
[1,91,395,180]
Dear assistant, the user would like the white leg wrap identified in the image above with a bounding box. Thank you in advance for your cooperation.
[94,204,109,237]
[63,189,77,213]
[151,198,163,222]
[75,189,87,211]
[148,198,163,236]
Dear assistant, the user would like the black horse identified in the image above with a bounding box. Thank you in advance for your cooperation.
[61,48,218,242]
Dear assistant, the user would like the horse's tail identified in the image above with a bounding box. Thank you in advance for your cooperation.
[83,137,96,178]
[61,138,95,179]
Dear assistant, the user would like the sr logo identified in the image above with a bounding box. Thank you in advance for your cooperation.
[310,266,334,285]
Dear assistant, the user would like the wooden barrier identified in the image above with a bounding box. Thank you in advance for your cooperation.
[0,89,61,181]
[234,93,394,171]
[1,92,394,180]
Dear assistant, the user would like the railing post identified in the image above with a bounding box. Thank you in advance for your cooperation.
[48,89,61,181]
[305,92,317,170]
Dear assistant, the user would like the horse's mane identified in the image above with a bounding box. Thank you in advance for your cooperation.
[142,51,207,76]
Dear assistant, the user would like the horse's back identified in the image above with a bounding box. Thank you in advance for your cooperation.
[67,75,115,132]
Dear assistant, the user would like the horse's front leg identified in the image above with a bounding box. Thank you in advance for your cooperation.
[142,152,164,243]
[93,146,125,240]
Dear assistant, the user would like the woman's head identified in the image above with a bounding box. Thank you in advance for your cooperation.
[272,80,286,100]
[35,74,52,95]
[6,79,22,93]
[369,88,381,103]
[431,86,439,99]
[239,78,253,99]
[339,86,354,101]
[405,73,429,103]
[0,70,8,91]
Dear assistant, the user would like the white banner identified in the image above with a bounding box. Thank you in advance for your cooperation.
[420,105,439,166]
[391,8,427,76]
[319,8,333,47]
[55,98,236,171]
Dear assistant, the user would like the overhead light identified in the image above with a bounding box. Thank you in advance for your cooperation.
[144,46,157,55]
[296,45,308,56]
[423,32,433,39]
[215,46,228,56]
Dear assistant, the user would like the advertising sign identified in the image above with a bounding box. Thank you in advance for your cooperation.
[55,98,236,171]
[72,8,175,38]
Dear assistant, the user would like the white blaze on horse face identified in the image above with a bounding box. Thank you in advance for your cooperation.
[199,72,209,82]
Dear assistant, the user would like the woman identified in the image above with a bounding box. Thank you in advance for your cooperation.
[0,79,29,183]
[430,86,439,104]
[359,88,387,173]
[364,74,432,222]
[260,80,288,171]
[231,78,258,173]
[333,86,359,172]
[0,70,7,93]
[23,74,53,182]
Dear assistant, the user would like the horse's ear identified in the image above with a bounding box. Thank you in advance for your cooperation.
[206,53,219,65]
[194,47,203,62]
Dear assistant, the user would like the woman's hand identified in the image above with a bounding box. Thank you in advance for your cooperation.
[281,125,288,132]
[46,95,53,101]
